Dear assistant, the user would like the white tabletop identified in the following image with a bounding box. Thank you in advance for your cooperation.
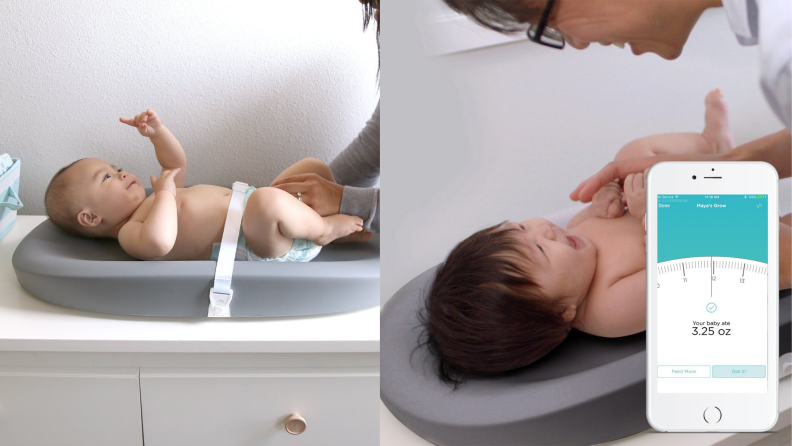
[0,216,380,354]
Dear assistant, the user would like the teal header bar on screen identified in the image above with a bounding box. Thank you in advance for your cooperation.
[657,194,767,263]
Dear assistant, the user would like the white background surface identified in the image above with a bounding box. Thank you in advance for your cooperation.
[3,0,380,215]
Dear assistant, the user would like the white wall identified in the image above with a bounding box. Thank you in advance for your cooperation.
[383,0,786,303]
[3,0,379,215]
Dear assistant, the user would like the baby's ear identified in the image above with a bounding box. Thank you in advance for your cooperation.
[561,305,577,324]
[77,209,101,228]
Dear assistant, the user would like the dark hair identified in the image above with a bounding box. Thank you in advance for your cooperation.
[418,222,570,388]
[361,0,380,78]
[44,158,93,237]
[442,0,545,34]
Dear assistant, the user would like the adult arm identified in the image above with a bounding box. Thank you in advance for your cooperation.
[329,101,380,232]
[570,129,791,203]
[722,0,791,129]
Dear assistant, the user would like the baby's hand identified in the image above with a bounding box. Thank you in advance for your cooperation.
[150,168,180,197]
[592,182,625,218]
[624,168,649,219]
[120,109,164,138]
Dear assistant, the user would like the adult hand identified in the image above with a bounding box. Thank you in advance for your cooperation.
[271,173,344,217]
[569,152,724,203]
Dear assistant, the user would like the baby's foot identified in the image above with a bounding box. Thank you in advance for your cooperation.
[701,89,735,154]
[314,214,363,246]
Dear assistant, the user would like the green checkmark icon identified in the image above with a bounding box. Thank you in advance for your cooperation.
[706,303,717,313]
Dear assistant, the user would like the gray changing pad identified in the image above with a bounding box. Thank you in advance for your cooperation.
[12,219,379,317]
[381,266,792,446]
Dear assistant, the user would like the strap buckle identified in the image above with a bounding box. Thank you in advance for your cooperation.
[208,287,233,317]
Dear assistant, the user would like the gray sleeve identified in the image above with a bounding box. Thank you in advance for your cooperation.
[331,101,380,232]
[339,185,379,233]
[330,101,380,187]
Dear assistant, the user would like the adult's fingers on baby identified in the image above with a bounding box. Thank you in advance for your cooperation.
[569,182,585,201]
[578,158,661,202]
[272,183,307,194]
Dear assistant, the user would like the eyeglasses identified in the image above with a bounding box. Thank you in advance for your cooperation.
[526,0,565,49]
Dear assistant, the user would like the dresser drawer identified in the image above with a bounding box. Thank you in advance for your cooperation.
[140,367,379,446]
[0,367,143,446]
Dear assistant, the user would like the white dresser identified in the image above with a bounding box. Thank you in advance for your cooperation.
[0,216,380,446]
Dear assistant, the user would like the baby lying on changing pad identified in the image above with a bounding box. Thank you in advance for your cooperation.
[44,109,362,261]
[423,89,792,385]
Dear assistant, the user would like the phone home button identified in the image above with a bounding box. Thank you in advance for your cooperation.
[704,406,722,424]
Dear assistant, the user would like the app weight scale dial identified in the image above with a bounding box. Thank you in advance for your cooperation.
[658,257,767,306]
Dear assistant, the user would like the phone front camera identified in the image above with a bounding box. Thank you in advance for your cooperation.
[711,168,715,171]
[693,175,697,180]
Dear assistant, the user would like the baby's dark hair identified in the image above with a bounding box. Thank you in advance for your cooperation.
[442,0,545,34]
[418,222,570,388]
[44,159,92,237]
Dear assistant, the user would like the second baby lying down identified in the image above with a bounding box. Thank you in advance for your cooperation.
[44,109,363,261]
[422,89,792,385]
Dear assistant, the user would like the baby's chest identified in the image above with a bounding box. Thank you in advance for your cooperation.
[574,216,646,282]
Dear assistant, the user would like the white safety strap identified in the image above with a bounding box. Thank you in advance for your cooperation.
[209,181,248,317]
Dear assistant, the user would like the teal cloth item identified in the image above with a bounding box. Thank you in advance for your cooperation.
[0,158,22,240]
[210,185,322,262]
[0,154,13,175]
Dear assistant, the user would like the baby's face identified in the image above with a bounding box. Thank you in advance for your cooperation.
[500,218,598,317]
[67,158,146,232]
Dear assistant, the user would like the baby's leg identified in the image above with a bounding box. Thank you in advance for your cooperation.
[700,89,735,154]
[242,188,363,258]
[613,89,735,162]
[270,157,335,186]
[614,133,713,162]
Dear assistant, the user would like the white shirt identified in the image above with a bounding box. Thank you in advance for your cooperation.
[723,0,791,129]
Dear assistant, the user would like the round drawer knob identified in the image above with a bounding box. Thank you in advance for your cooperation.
[285,413,306,435]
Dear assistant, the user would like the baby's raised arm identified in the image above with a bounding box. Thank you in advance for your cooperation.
[120,109,187,188]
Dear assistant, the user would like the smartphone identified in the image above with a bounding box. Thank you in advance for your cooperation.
[646,161,779,431]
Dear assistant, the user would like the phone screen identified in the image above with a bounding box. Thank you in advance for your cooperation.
[656,194,768,393]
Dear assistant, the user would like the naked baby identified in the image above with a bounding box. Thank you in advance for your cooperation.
[44,109,363,261]
[422,89,792,385]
